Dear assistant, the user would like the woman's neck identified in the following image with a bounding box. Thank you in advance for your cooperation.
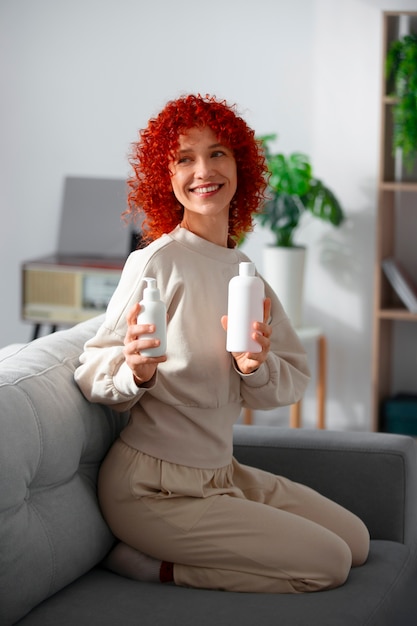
[180,213,229,247]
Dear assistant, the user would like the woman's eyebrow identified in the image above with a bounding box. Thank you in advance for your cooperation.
[177,143,226,154]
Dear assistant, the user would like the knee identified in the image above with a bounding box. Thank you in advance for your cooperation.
[324,538,352,590]
[293,536,352,593]
[319,519,370,590]
[351,519,370,567]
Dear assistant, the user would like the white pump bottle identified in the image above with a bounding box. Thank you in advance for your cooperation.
[137,277,167,357]
[226,262,264,353]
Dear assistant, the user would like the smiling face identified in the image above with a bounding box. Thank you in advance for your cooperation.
[169,127,237,240]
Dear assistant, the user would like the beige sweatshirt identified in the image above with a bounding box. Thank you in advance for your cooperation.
[74,226,310,469]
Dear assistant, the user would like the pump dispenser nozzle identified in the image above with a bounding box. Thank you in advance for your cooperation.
[143,277,160,301]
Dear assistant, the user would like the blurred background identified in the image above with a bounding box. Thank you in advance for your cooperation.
[1,0,416,431]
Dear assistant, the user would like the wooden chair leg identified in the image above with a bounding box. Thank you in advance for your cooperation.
[290,401,302,428]
[316,335,327,429]
[243,408,253,425]
[244,332,327,431]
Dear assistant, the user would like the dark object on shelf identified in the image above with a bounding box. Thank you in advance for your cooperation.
[382,393,417,435]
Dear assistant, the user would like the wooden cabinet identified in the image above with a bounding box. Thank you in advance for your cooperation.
[372,11,417,430]
[22,255,124,339]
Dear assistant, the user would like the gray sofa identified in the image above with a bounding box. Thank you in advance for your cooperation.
[1,316,417,626]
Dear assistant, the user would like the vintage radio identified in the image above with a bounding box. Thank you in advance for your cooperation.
[21,176,143,336]
[22,255,124,326]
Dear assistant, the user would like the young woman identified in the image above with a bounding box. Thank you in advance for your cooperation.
[75,94,369,593]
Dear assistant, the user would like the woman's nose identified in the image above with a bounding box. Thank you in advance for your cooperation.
[195,157,214,179]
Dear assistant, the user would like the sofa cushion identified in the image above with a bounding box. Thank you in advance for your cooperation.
[0,316,128,626]
[14,540,417,626]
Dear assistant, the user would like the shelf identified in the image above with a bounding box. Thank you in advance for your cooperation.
[372,11,417,431]
[377,308,417,322]
[383,96,398,105]
[380,182,417,192]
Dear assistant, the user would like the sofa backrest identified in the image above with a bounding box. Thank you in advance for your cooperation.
[0,316,128,625]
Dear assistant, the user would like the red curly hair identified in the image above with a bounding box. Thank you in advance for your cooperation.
[125,94,268,244]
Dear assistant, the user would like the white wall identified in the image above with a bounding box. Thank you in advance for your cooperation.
[1,0,415,430]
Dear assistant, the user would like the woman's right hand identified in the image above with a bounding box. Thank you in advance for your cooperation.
[123,303,167,387]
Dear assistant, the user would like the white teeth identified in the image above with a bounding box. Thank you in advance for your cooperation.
[193,185,219,194]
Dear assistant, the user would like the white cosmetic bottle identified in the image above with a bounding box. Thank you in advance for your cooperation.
[137,277,167,357]
[226,262,265,353]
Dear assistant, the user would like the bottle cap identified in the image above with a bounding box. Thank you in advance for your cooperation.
[239,262,255,276]
[143,277,160,301]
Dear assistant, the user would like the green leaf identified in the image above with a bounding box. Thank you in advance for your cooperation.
[257,133,345,246]
[259,193,303,247]
[303,180,344,226]
[386,32,417,169]
[268,152,312,196]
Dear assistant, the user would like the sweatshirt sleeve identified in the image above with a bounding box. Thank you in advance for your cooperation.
[237,284,311,410]
[74,250,155,412]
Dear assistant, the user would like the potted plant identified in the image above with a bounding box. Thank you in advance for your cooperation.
[257,134,345,326]
[386,32,417,173]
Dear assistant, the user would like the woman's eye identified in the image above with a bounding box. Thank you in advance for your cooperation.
[212,150,225,158]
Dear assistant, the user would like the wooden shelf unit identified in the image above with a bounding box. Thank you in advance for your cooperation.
[372,11,417,430]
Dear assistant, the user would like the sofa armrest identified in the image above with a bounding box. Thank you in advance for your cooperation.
[233,425,417,545]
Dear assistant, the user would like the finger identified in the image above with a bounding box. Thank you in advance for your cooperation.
[220,315,228,332]
[253,331,271,352]
[263,298,272,323]
[134,353,167,365]
[124,340,167,362]
[126,303,140,327]
[127,332,160,355]
[253,319,272,339]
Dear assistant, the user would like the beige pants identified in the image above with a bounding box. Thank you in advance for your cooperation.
[98,438,369,593]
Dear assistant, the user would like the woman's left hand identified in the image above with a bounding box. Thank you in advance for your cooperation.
[221,298,272,375]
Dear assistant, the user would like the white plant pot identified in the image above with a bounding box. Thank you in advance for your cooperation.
[262,246,306,328]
